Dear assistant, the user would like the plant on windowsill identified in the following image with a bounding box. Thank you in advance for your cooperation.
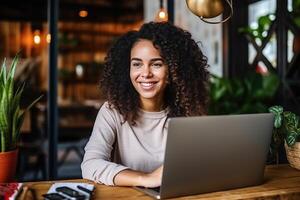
[0,55,42,182]
[269,105,300,170]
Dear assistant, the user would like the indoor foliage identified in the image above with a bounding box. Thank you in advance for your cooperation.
[0,56,41,152]
[209,71,280,115]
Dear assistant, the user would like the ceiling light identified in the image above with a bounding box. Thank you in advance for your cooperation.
[46,34,51,43]
[155,0,168,22]
[79,10,88,18]
[186,0,233,24]
[33,30,41,45]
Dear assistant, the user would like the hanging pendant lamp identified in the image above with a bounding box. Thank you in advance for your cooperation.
[186,0,233,24]
[156,0,168,22]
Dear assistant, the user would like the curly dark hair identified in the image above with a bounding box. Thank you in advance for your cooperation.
[100,22,209,124]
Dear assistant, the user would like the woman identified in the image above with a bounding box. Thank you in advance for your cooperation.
[81,22,209,187]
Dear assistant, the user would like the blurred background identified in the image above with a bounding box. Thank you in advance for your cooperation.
[0,0,299,181]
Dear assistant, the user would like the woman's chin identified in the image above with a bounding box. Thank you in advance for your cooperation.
[140,93,157,99]
[138,91,161,100]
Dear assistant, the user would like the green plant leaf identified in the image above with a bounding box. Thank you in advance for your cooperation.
[6,56,19,102]
[283,111,299,127]
[11,106,19,149]
[0,59,7,101]
[11,84,24,147]
[15,110,25,146]
[269,106,283,128]
[286,131,298,147]
[213,84,226,101]
[11,83,25,113]
[293,0,300,10]
[232,78,244,98]
[0,58,7,85]
[269,105,283,115]
[210,76,227,101]
[260,73,280,98]
[8,56,18,81]
[274,114,282,128]
[238,27,253,34]
[25,95,43,112]
[0,105,8,151]
[258,15,272,30]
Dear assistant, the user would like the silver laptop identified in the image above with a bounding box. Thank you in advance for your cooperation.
[135,113,274,199]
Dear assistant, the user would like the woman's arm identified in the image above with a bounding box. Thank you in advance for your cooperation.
[82,103,163,187]
[114,166,163,188]
[82,103,129,185]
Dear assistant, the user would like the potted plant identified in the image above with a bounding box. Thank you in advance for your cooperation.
[269,105,300,169]
[0,55,41,182]
[209,71,279,115]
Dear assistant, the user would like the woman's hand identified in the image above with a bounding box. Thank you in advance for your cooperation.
[143,165,163,188]
[113,165,163,188]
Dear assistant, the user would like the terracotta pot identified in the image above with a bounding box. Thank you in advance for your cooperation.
[0,149,18,182]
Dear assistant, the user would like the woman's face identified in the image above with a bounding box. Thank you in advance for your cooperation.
[130,39,168,108]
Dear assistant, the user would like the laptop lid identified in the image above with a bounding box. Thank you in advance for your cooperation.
[158,113,274,199]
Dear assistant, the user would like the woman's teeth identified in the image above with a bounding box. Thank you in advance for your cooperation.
[141,82,154,87]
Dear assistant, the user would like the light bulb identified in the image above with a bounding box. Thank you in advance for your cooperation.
[46,34,51,43]
[76,64,84,78]
[33,30,41,45]
[79,10,88,18]
[156,8,168,22]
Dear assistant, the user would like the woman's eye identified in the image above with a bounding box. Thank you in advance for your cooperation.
[132,62,142,68]
[152,63,163,68]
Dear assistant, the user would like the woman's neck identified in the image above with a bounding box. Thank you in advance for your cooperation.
[140,98,165,112]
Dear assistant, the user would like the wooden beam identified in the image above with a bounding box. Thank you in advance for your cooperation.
[58,21,142,36]
[0,0,143,23]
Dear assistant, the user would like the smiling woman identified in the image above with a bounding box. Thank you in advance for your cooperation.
[130,39,169,112]
[81,21,209,187]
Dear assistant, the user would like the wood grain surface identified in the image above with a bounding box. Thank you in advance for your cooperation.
[19,164,300,200]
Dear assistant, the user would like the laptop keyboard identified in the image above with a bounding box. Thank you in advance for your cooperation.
[150,187,161,193]
[137,186,160,193]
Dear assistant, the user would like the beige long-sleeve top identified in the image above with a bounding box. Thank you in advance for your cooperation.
[81,102,169,186]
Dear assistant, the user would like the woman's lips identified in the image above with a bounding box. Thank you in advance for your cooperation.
[139,82,157,90]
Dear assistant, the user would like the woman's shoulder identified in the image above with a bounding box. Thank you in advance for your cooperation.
[99,101,123,120]
[93,101,122,136]
[100,101,117,113]
[100,101,111,110]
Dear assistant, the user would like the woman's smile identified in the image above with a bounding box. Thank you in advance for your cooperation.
[139,81,158,89]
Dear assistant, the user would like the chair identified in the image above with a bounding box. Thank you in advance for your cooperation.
[17,105,47,181]
[57,104,98,168]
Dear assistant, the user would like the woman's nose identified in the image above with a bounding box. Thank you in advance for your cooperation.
[141,66,152,78]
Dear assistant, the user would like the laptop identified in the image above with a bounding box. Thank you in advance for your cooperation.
[135,113,274,199]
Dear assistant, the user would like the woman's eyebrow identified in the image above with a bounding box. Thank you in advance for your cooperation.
[130,58,164,62]
[130,58,142,62]
[150,58,164,62]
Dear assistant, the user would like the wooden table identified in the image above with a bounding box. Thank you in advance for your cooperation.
[20,164,300,200]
